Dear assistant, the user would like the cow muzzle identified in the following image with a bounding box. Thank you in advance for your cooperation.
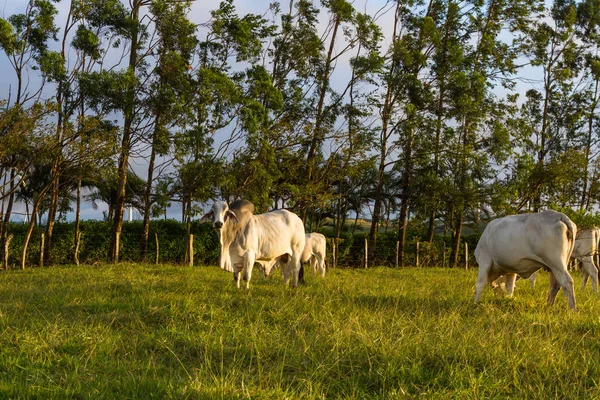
[214,221,223,229]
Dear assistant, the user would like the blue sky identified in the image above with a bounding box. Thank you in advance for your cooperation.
[0,0,544,223]
[0,0,397,223]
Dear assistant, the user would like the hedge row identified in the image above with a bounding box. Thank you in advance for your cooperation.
[2,220,480,269]
[3,220,219,268]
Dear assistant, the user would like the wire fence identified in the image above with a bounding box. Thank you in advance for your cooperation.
[327,235,478,270]
[0,221,481,270]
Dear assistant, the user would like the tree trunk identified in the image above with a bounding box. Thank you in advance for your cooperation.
[533,67,553,212]
[427,1,452,242]
[21,198,42,270]
[45,3,75,266]
[397,199,409,267]
[305,17,340,184]
[1,168,16,260]
[74,178,81,262]
[141,117,160,261]
[450,213,463,268]
[368,0,401,248]
[109,1,140,263]
[580,79,599,210]
[397,123,415,267]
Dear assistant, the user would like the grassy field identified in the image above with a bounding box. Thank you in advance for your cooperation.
[0,264,599,399]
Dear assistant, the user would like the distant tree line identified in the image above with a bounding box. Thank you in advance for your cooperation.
[2,0,600,268]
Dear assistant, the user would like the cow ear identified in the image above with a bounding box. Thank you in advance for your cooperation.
[226,210,239,223]
[199,210,213,223]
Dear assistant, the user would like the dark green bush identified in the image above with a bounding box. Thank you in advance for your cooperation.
[2,221,477,269]
[3,220,220,268]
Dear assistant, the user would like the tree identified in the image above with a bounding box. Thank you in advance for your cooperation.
[0,0,60,262]
[139,0,197,260]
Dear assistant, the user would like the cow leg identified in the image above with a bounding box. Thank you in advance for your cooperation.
[504,273,517,297]
[581,259,598,293]
[529,271,537,289]
[474,257,492,303]
[282,261,291,285]
[317,254,326,278]
[243,251,256,290]
[235,268,243,289]
[548,269,576,309]
[298,262,305,285]
[311,256,317,275]
[547,272,560,305]
[290,252,303,288]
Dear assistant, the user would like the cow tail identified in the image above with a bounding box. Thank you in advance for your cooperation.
[560,215,577,261]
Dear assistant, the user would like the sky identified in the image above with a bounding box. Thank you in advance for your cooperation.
[0,0,544,224]
[0,0,398,224]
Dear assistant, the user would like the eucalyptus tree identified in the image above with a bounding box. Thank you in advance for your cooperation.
[69,0,113,252]
[266,0,321,210]
[76,0,158,262]
[0,0,60,261]
[444,0,539,267]
[43,0,79,264]
[304,0,354,180]
[139,0,196,260]
[301,0,376,221]
[108,0,144,262]
[169,0,278,224]
[384,1,441,267]
[573,0,600,209]
[520,0,583,211]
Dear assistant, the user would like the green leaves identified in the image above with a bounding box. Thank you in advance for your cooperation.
[71,25,101,60]
[38,50,65,82]
[0,19,18,55]
[79,70,136,114]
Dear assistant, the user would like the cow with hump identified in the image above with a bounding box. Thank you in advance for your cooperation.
[474,210,577,309]
[200,199,306,289]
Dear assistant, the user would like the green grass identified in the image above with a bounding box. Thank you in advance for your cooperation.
[0,264,599,399]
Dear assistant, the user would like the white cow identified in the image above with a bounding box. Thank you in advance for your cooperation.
[474,210,577,309]
[200,200,305,289]
[302,232,327,277]
[262,232,327,279]
[529,227,600,292]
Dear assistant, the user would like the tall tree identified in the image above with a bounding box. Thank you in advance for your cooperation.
[140,0,196,260]
[0,0,59,262]
[522,0,581,211]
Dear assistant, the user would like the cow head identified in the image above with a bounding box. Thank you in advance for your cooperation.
[200,201,239,232]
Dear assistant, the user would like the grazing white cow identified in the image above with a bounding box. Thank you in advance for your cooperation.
[529,227,600,292]
[262,232,327,279]
[200,200,305,289]
[302,232,327,277]
[474,210,577,309]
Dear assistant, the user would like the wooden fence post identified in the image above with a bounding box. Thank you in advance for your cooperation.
[331,239,337,269]
[442,244,446,268]
[395,241,399,268]
[465,242,469,270]
[184,233,189,265]
[114,232,120,264]
[188,234,194,267]
[155,232,159,265]
[74,231,81,266]
[416,242,420,267]
[3,234,13,270]
[39,233,45,267]
[333,240,337,269]
[364,238,368,268]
